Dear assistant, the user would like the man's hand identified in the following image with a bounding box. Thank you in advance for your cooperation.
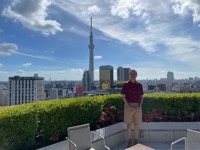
[128,105,140,112]
[132,106,140,112]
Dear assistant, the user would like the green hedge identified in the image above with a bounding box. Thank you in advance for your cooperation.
[0,93,200,149]
[0,104,37,150]
[142,93,200,113]
[36,96,104,146]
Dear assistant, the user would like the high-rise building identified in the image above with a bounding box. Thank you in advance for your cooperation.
[0,87,8,106]
[99,65,114,90]
[117,67,130,81]
[124,68,130,81]
[117,67,123,81]
[8,74,45,106]
[167,71,174,82]
[82,70,91,91]
[88,17,94,84]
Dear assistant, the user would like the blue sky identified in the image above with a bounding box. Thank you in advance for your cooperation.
[0,0,200,81]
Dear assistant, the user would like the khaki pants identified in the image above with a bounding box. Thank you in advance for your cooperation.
[124,105,142,124]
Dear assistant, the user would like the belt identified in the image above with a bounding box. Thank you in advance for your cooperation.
[129,103,139,107]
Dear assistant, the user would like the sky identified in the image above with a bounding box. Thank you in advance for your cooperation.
[0,0,200,81]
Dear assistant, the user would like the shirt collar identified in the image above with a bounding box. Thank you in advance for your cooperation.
[128,80,138,84]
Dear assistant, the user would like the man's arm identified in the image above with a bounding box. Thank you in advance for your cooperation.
[140,95,143,107]
[140,84,144,107]
[122,94,130,108]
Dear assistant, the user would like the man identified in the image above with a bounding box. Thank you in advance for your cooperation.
[121,69,144,147]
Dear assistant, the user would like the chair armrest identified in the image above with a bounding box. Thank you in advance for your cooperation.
[91,131,110,150]
[91,131,105,140]
[171,137,186,150]
[66,137,77,150]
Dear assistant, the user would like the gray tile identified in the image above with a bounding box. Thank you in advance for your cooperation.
[139,130,150,142]
[36,140,67,150]
[147,122,172,130]
[37,148,45,150]
[106,131,125,149]
[173,130,187,141]
[171,122,198,130]
[112,143,127,150]
[95,122,125,137]
[149,131,173,142]
[140,142,184,150]
[112,142,184,150]
[144,142,171,150]
[195,122,200,131]
[140,122,150,130]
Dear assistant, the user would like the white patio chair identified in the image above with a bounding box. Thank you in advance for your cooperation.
[66,123,110,150]
[171,129,200,150]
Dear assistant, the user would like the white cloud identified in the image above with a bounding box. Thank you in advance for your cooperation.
[71,68,83,73]
[55,0,173,52]
[22,63,32,67]
[94,55,102,59]
[137,67,200,80]
[172,0,200,26]
[110,0,171,20]
[110,0,146,19]
[41,69,84,81]
[0,71,7,74]
[110,0,133,19]
[2,0,63,35]
[164,36,200,67]
[87,5,100,14]
[0,43,18,56]
[69,26,88,37]
[0,63,3,67]
[15,51,87,66]
[16,69,25,74]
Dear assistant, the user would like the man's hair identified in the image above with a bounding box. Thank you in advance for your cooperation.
[129,69,137,75]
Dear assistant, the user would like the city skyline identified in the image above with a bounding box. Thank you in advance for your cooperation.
[1,0,200,81]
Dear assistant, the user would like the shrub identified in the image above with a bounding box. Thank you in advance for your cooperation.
[0,104,37,150]
[35,96,104,146]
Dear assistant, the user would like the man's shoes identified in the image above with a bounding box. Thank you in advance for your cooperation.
[127,139,132,148]
[134,139,138,145]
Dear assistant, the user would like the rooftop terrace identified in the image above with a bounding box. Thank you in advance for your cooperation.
[37,122,200,150]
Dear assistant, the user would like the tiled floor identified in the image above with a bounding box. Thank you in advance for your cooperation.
[112,142,184,150]
[37,142,184,150]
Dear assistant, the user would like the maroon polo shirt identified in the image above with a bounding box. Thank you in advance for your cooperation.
[121,80,143,104]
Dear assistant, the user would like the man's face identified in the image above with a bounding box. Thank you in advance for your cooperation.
[129,70,137,80]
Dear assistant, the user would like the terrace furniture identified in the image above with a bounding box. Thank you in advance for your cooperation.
[171,129,200,150]
[125,143,155,150]
[66,123,110,150]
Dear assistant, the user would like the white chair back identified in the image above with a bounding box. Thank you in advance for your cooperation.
[186,129,200,150]
[68,123,91,150]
